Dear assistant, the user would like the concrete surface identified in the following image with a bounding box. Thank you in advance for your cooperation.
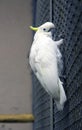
[0,0,33,129]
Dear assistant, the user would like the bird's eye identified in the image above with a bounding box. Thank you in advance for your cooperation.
[43,28,46,31]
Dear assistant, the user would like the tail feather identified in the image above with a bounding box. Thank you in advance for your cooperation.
[55,79,67,111]
[55,100,64,111]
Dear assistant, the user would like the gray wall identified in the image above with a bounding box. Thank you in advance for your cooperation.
[0,0,32,129]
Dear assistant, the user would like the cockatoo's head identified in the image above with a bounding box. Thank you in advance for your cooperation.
[30,22,55,37]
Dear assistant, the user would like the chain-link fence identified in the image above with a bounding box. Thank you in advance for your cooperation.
[32,0,82,130]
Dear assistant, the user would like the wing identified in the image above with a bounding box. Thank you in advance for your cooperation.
[55,39,63,76]
[29,36,60,96]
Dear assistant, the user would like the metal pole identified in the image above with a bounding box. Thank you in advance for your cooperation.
[50,96,54,130]
[50,0,54,129]
[50,0,53,22]
[0,114,34,123]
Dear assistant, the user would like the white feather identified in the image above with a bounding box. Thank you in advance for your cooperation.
[55,39,63,76]
[29,22,67,110]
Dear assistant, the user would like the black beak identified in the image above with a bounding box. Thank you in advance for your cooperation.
[51,28,55,37]
[48,28,56,39]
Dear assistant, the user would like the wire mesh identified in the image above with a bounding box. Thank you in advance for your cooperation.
[32,0,82,130]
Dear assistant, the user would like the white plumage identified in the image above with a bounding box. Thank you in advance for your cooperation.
[29,22,67,110]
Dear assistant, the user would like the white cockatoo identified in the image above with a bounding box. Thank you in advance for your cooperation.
[29,22,67,110]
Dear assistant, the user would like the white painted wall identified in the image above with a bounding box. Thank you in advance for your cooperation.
[0,0,33,129]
